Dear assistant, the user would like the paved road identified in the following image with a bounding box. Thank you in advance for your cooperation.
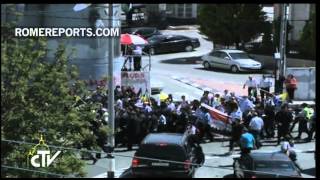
[143,28,270,99]
[84,130,315,178]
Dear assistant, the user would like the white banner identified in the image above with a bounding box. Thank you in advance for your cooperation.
[121,71,150,94]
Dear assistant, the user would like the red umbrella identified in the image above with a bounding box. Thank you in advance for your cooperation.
[120,33,148,45]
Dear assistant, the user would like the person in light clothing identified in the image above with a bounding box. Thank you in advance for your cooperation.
[249,112,264,149]
[243,76,258,99]
[258,75,272,101]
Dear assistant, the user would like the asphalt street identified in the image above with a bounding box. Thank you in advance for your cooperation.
[145,28,271,99]
[84,129,315,178]
[84,28,316,178]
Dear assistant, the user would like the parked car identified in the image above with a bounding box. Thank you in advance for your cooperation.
[144,35,200,55]
[201,49,262,73]
[130,133,204,178]
[121,27,161,39]
[233,152,302,178]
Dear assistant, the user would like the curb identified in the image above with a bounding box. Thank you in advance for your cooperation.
[171,76,219,95]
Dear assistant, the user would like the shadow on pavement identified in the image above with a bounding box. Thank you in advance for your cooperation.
[161,56,201,64]
[206,152,235,157]
[194,67,269,75]
[301,167,316,177]
[223,174,235,178]
[119,168,136,178]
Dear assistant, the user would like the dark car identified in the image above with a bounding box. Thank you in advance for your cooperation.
[144,35,200,55]
[233,152,302,178]
[130,133,204,178]
[121,27,161,39]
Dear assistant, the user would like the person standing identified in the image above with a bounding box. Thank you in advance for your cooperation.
[258,75,272,101]
[275,103,293,145]
[294,103,314,140]
[243,76,258,99]
[239,127,256,155]
[200,91,210,105]
[222,89,231,102]
[133,45,142,71]
[249,111,264,149]
[307,108,316,142]
[229,118,244,155]
[284,74,298,103]
[263,99,276,138]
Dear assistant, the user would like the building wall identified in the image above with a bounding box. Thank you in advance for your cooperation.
[286,67,315,100]
[162,4,197,19]
[288,4,310,41]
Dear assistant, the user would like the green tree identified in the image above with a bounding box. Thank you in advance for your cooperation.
[1,7,109,177]
[260,21,273,54]
[198,4,267,49]
[299,10,315,59]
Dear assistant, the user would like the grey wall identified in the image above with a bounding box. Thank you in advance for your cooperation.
[286,67,315,100]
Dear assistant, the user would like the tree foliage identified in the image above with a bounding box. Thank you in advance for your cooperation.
[299,10,315,59]
[198,4,267,49]
[1,8,108,177]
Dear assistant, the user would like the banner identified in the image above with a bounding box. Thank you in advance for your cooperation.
[201,103,232,132]
[121,71,150,94]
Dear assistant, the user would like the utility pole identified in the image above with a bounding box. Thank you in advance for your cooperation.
[107,3,115,178]
[275,3,288,94]
[280,3,288,78]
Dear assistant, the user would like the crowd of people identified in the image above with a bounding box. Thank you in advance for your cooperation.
[77,73,315,164]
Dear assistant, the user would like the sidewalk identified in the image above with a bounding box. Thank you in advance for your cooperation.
[251,54,315,70]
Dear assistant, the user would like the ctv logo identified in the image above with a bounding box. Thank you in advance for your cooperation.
[27,135,61,168]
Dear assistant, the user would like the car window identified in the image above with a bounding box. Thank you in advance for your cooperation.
[163,36,174,42]
[229,52,251,60]
[171,36,185,41]
[219,52,229,59]
[135,29,144,35]
[211,51,221,57]
[147,36,163,43]
[255,161,295,171]
[136,144,187,161]
[143,28,155,34]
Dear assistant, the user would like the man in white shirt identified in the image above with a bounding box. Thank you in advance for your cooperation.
[249,111,264,149]
[258,75,272,101]
[223,89,231,102]
[243,76,258,99]
[133,45,142,71]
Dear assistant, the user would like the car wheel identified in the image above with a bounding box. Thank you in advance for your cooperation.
[149,48,155,55]
[185,45,193,52]
[231,65,239,73]
[203,61,211,69]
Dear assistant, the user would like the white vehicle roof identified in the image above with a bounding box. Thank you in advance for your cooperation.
[217,49,245,53]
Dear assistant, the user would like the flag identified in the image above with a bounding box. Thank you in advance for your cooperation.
[201,103,232,132]
[279,92,288,101]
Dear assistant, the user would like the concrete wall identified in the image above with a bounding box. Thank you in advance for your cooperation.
[288,4,310,41]
[286,67,315,100]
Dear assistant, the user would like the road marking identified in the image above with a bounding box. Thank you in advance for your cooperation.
[205,156,220,159]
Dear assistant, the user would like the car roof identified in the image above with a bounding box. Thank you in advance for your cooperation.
[148,34,188,39]
[142,133,187,146]
[249,152,292,162]
[217,49,245,53]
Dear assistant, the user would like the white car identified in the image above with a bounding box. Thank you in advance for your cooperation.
[201,49,262,73]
